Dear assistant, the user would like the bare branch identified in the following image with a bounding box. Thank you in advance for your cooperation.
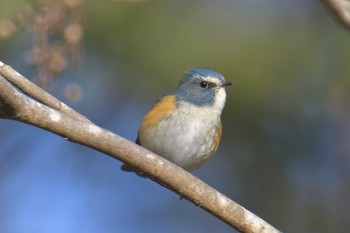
[0,62,282,233]
[0,73,17,119]
[0,62,91,123]
[322,0,350,29]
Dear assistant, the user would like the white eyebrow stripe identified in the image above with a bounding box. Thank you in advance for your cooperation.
[203,77,221,84]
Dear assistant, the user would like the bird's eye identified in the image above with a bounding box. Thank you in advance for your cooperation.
[200,81,208,88]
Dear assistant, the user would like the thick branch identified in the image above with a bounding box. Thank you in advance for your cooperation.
[0,62,282,233]
[322,0,350,29]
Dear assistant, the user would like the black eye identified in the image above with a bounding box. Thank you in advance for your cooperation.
[200,81,208,88]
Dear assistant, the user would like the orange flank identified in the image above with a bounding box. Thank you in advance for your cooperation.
[139,95,176,133]
[212,124,222,155]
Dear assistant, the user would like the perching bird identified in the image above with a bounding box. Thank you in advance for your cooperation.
[121,67,232,175]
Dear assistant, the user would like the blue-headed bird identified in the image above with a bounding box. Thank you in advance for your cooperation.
[121,67,232,175]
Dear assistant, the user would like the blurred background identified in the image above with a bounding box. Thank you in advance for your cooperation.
[1,0,350,232]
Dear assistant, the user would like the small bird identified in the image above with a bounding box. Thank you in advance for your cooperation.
[121,67,232,174]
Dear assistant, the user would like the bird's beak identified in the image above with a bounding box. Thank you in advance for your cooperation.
[221,81,234,87]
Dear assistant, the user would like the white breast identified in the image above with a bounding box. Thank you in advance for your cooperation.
[139,101,223,171]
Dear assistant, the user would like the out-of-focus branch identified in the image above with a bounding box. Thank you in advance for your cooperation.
[322,0,350,29]
[0,61,282,233]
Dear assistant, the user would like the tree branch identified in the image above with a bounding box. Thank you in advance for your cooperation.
[322,0,350,29]
[0,61,282,233]
[0,62,91,123]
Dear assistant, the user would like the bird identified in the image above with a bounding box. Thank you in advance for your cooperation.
[121,67,232,175]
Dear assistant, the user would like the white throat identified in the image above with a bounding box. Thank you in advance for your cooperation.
[214,87,227,113]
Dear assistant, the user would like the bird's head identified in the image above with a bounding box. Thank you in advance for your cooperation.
[174,67,233,112]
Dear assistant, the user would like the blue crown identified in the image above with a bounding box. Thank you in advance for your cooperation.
[181,67,225,84]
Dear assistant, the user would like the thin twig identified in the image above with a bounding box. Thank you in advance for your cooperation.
[0,61,91,123]
[322,0,350,29]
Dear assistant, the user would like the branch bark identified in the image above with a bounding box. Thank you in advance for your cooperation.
[0,61,282,233]
[322,0,350,29]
